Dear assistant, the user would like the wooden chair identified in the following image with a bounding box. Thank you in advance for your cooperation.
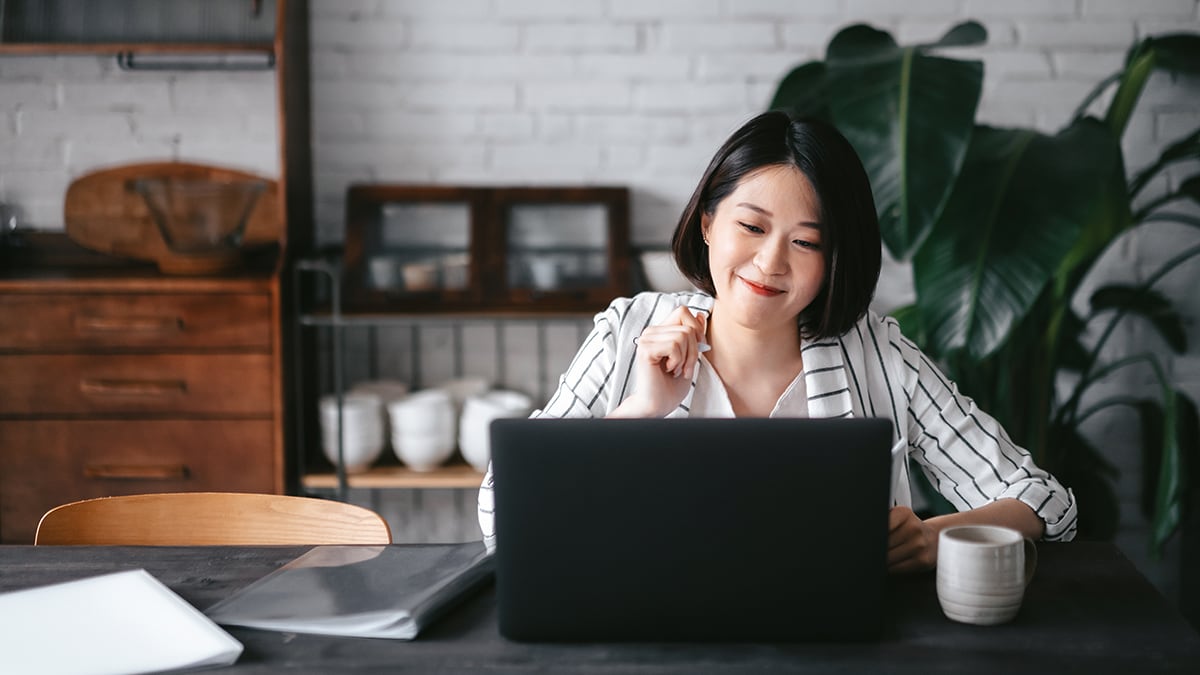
[34,492,393,545]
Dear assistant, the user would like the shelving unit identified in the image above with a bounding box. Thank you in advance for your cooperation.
[294,181,630,502]
[302,463,486,490]
[0,0,312,543]
[292,257,596,500]
[0,0,276,55]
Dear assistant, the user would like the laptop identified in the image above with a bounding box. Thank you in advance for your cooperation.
[489,417,892,642]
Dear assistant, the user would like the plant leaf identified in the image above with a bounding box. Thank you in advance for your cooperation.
[1150,391,1199,556]
[922,21,988,50]
[1056,310,1091,373]
[1128,128,1200,197]
[1136,400,1166,520]
[1130,33,1200,74]
[826,24,899,64]
[1046,424,1120,541]
[914,120,1116,359]
[1107,48,1157,137]
[1109,34,1200,138]
[1090,284,1188,352]
[1055,132,1130,297]
[768,61,832,120]
[1135,173,1200,221]
[1178,175,1200,205]
[825,35,983,258]
[887,303,925,345]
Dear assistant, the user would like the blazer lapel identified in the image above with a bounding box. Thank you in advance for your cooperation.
[801,339,854,419]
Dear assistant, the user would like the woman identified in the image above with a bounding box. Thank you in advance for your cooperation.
[478,111,1077,571]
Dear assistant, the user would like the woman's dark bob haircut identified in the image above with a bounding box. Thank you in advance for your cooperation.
[671,111,881,340]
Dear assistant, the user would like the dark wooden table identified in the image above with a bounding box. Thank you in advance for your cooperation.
[1,542,1198,673]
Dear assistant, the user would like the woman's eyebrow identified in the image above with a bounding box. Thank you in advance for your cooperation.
[735,201,821,229]
[735,201,772,216]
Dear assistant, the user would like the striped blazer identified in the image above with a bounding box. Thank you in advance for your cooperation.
[478,291,1078,549]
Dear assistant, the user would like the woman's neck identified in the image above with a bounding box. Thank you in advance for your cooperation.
[703,303,805,415]
[706,305,803,366]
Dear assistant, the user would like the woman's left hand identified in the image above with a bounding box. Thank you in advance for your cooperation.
[887,505,937,573]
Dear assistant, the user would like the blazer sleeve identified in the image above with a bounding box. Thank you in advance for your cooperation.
[528,301,624,420]
[893,323,1078,542]
[477,297,629,550]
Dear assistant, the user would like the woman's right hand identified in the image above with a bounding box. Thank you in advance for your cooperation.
[610,306,708,418]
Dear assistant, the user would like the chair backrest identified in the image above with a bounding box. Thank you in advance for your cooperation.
[34,492,393,545]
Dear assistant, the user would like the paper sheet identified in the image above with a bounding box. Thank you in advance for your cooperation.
[0,569,243,675]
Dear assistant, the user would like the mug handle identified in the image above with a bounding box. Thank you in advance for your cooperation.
[1023,538,1038,587]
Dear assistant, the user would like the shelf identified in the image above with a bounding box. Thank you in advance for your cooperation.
[302,463,485,490]
[298,308,595,327]
[0,42,274,55]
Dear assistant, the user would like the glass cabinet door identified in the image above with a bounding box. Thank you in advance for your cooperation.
[342,185,629,313]
[505,203,609,293]
[367,202,472,294]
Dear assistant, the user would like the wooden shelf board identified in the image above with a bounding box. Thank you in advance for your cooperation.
[298,309,595,327]
[302,463,485,489]
[0,42,275,56]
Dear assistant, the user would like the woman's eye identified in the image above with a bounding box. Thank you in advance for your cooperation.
[794,239,821,250]
[738,222,763,234]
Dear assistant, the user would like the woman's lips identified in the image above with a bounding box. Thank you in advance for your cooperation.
[739,276,784,296]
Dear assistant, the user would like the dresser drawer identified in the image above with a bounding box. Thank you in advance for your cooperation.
[0,293,271,351]
[0,353,273,415]
[0,419,278,543]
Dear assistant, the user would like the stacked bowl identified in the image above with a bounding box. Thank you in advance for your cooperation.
[459,390,534,472]
[318,393,385,473]
[387,389,457,471]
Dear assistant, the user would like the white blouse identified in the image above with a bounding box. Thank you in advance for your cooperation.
[477,291,1078,551]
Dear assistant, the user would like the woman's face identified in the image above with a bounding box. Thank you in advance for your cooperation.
[701,164,826,332]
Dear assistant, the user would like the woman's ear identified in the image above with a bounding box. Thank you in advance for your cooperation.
[700,212,711,246]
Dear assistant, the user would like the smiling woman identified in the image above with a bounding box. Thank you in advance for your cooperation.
[697,166,827,338]
[478,111,1078,573]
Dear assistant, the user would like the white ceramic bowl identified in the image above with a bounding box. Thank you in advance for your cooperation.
[434,376,492,441]
[350,379,410,404]
[318,393,385,472]
[387,389,455,438]
[459,390,534,472]
[392,431,455,471]
[435,376,491,410]
[402,260,438,291]
[441,253,470,290]
[639,251,694,293]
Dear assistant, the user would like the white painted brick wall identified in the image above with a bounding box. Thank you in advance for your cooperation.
[3,0,1200,579]
[0,55,277,229]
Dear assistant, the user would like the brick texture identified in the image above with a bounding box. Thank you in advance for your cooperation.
[2,1,1199,572]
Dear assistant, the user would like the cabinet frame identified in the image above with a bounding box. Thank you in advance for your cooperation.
[0,0,312,540]
[0,0,276,54]
[342,185,631,314]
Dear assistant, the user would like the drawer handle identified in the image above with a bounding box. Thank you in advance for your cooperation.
[84,464,191,481]
[80,378,188,397]
[75,315,184,336]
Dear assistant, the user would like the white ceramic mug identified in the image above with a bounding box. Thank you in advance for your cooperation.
[936,525,1037,626]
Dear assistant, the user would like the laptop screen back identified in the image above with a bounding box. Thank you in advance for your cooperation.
[490,417,892,642]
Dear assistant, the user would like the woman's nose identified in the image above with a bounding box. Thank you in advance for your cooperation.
[753,239,789,275]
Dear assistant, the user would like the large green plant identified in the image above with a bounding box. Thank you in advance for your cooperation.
[771,22,1200,552]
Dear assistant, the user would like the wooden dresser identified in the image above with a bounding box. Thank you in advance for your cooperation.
[0,234,285,543]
